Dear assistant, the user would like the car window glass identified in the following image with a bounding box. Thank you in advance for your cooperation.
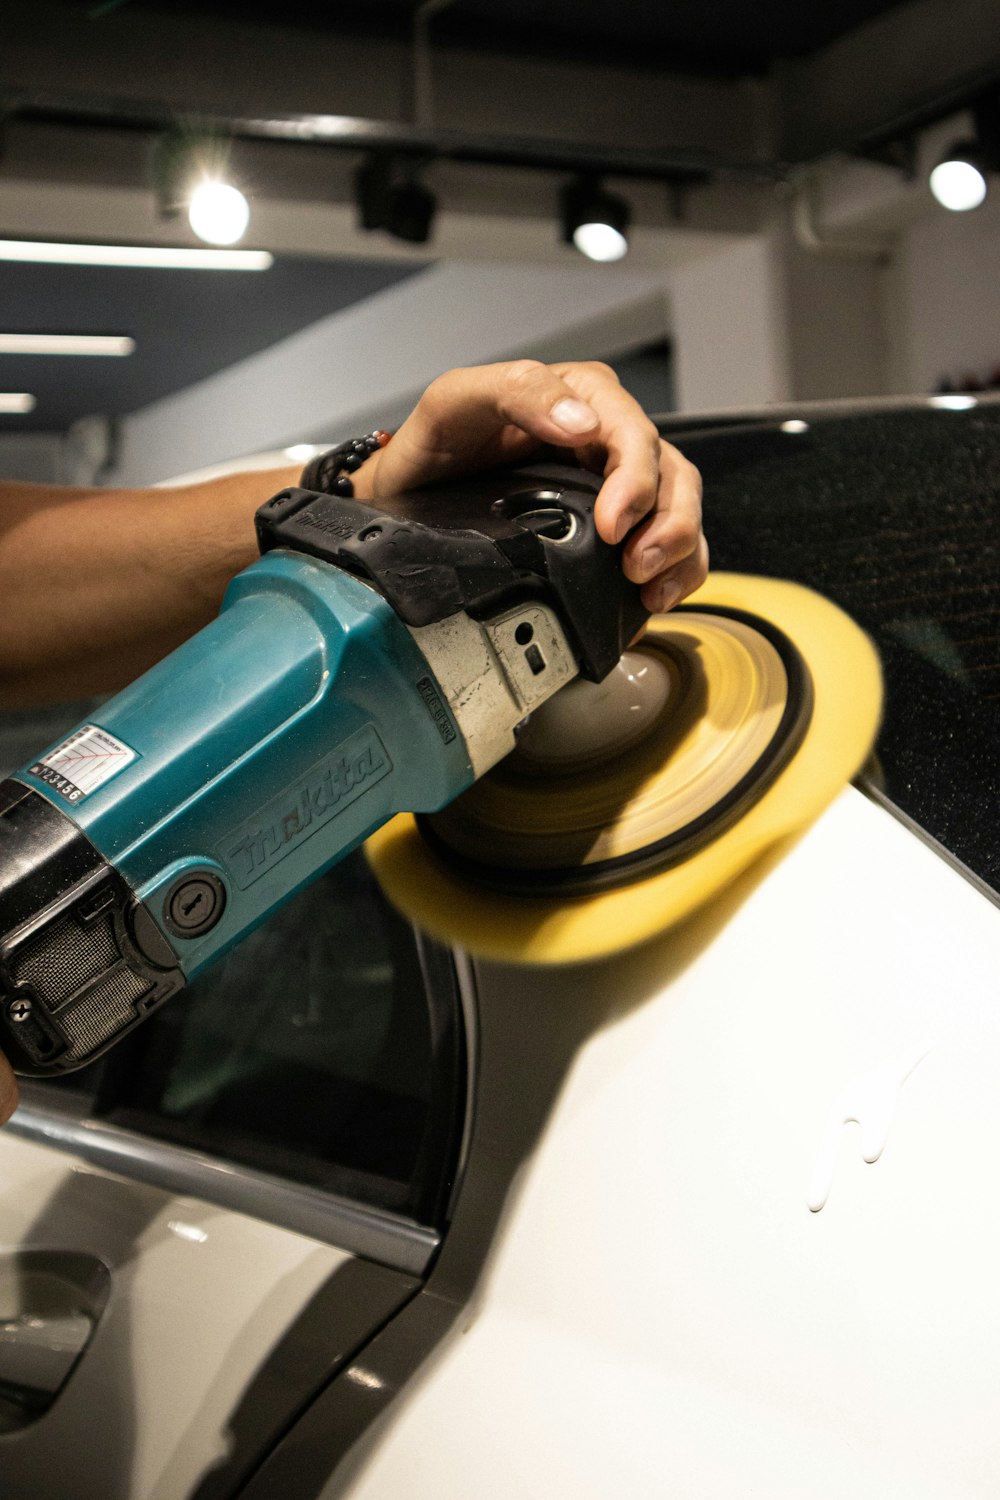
[669,404,1000,894]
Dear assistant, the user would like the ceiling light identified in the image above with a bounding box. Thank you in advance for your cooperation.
[929,96,1000,212]
[929,146,989,211]
[560,178,630,262]
[0,394,36,413]
[151,129,253,247]
[0,334,135,356]
[356,153,437,244]
[0,239,271,270]
[187,179,251,246]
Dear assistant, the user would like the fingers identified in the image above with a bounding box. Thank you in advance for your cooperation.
[559,380,662,546]
[620,439,707,610]
[640,531,710,614]
[353,357,707,614]
[0,1053,19,1125]
[424,360,603,450]
[550,368,706,610]
[365,360,603,499]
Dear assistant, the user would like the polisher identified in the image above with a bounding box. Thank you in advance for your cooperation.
[0,459,881,1075]
[0,460,642,1074]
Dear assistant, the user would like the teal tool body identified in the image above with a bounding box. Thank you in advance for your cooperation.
[0,461,645,1074]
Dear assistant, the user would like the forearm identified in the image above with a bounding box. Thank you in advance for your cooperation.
[0,466,301,708]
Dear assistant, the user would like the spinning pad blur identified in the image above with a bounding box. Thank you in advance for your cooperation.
[366,574,882,964]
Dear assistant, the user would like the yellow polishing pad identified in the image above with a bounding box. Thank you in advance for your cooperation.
[365,574,882,964]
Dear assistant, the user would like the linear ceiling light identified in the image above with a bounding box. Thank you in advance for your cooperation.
[0,333,135,356]
[0,239,272,270]
[0,394,37,413]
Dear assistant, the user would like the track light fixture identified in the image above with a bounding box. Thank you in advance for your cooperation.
[356,153,437,245]
[929,96,1000,212]
[151,130,251,246]
[560,177,630,262]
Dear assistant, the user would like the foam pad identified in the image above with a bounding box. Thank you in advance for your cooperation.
[365,574,882,964]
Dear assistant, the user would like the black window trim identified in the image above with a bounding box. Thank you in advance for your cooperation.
[6,927,476,1279]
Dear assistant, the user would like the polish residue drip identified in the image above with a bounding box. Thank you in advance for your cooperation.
[806,1045,932,1213]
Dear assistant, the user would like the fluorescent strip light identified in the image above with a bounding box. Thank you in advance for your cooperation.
[0,239,272,271]
[0,333,135,356]
[0,394,37,413]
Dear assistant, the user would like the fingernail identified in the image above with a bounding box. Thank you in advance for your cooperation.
[640,543,666,580]
[551,397,598,435]
[651,579,682,614]
[614,511,635,543]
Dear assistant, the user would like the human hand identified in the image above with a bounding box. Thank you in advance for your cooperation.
[353,360,706,613]
[0,1051,18,1125]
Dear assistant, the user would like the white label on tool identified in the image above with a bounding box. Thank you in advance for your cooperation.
[29,724,138,803]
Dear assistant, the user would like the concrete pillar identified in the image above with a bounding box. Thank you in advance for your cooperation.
[668,235,793,412]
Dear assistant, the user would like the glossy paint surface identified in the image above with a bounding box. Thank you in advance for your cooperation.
[0,1136,347,1498]
[341,787,1000,1499]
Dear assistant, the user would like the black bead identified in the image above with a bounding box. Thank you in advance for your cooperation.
[301,433,386,496]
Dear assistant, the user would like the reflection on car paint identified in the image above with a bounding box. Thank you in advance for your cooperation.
[806,1043,933,1212]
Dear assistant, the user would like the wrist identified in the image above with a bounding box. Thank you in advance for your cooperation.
[179,464,301,607]
[298,431,392,503]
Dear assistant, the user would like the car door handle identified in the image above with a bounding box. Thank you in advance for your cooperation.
[0,1311,94,1400]
[0,1251,111,1427]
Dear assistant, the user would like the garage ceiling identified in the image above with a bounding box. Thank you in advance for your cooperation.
[56,0,913,75]
[1,0,997,437]
[0,256,426,433]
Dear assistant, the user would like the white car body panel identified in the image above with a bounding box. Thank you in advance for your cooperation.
[0,1142,346,1500]
[338,785,1000,1499]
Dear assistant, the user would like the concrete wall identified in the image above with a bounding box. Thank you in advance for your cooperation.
[106,235,806,486]
[783,233,890,402]
[668,235,793,411]
[889,195,1000,394]
[788,122,1000,399]
[108,262,677,485]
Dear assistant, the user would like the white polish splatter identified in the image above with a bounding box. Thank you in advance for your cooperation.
[806,1045,932,1213]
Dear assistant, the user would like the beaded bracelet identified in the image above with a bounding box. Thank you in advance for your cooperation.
[299,429,392,497]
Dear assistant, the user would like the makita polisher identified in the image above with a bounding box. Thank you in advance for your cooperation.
[0,462,647,1075]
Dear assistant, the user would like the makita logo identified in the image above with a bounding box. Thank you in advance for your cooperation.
[222,728,391,889]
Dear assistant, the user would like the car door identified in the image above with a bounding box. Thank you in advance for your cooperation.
[0,700,468,1500]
